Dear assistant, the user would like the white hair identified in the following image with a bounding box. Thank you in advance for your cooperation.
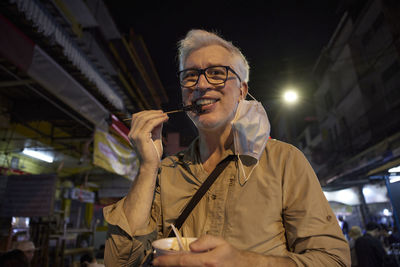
[177,29,250,83]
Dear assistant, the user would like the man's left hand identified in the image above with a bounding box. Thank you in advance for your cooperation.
[152,235,244,267]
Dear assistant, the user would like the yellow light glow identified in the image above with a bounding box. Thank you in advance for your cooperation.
[283,90,298,104]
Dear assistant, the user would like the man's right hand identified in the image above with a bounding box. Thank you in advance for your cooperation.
[123,110,168,235]
[128,110,169,169]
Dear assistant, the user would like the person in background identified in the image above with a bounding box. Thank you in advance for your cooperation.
[355,222,386,267]
[348,226,362,267]
[95,244,105,260]
[388,225,400,245]
[103,29,350,266]
[12,240,35,263]
[379,223,393,250]
[0,249,30,267]
[80,252,105,267]
[339,215,349,240]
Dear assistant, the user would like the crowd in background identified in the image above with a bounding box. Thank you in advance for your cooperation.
[342,217,400,267]
[0,241,105,267]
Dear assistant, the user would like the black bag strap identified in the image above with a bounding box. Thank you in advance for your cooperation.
[168,154,236,237]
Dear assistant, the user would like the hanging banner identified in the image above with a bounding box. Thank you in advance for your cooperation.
[94,129,138,180]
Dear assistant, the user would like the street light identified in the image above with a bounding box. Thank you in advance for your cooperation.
[283,89,298,104]
[272,88,300,143]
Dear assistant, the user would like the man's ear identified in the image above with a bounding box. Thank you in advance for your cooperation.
[239,82,248,100]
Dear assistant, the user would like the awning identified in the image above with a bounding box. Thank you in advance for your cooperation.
[0,14,109,130]
[9,0,124,110]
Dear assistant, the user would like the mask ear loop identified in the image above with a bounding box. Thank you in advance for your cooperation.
[233,95,258,184]
[237,155,259,184]
[247,92,257,101]
[234,92,259,183]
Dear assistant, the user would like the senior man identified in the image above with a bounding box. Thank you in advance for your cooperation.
[104,29,350,266]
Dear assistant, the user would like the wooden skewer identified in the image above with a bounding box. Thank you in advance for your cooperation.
[121,104,205,121]
[122,109,184,121]
[165,109,184,114]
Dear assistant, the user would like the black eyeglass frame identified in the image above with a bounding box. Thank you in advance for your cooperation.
[177,65,242,87]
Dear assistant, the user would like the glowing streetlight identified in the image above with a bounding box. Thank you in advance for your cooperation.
[283,90,298,104]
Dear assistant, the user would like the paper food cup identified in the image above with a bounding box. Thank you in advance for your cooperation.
[152,237,197,257]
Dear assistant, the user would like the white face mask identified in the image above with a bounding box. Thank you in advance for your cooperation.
[231,96,271,182]
[231,98,271,160]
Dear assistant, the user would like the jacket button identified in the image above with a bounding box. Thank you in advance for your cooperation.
[211,194,217,200]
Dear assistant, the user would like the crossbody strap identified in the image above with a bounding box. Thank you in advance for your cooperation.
[168,154,236,237]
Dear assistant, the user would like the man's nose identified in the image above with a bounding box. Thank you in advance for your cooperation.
[196,73,210,90]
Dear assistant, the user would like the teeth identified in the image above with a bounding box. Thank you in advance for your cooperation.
[195,99,217,105]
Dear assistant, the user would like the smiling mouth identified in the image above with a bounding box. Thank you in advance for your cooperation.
[194,99,219,106]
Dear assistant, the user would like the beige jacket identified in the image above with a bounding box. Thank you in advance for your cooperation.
[103,138,350,266]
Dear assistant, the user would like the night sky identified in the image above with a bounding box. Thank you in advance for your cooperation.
[106,1,346,142]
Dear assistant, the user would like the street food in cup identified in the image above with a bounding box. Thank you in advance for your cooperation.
[152,237,197,257]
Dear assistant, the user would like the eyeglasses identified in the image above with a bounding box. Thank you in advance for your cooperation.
[178,65,242,87]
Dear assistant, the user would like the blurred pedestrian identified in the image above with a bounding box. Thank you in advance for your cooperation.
[0,249,30,267]
[348,226,362,267]
[12,240,35,263]
[95,244,105,260]
[379,223,391,249]
[388,225,400,245]
[355,222,386,267]
[80,252,105,267]
[339,215,349,239]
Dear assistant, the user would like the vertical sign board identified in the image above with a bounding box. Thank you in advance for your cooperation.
[0,175,57,217]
